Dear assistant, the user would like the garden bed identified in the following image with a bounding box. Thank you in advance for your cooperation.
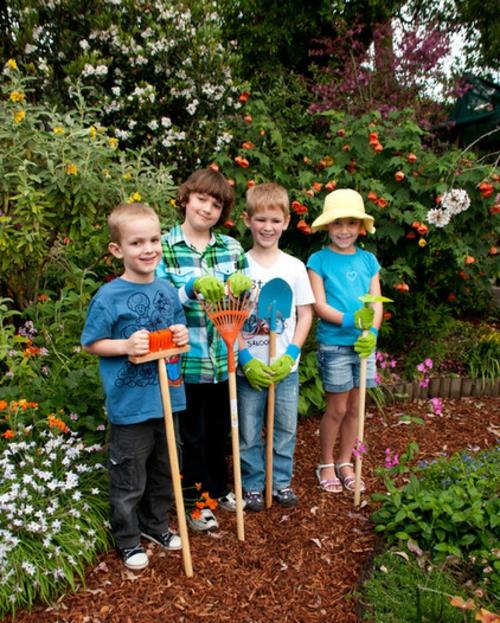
[7,396,500,623]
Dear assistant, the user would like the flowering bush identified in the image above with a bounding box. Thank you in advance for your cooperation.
[0,400,110,618]
[2,0,243,178]
[0,65,177,309]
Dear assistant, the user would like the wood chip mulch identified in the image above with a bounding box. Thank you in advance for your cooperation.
[9,396,499,623]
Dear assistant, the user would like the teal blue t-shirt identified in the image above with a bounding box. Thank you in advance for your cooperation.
[307,246,380,345]
[81,277,187,424]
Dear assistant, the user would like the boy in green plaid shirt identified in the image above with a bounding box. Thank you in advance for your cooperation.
[157,168,250,531]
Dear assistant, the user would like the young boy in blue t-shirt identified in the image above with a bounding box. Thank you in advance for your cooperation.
[81,202,188,571]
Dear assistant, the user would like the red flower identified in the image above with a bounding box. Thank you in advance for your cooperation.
[296,219,312,234]
[243,114,253,124]
[241,141,255,150]
[336,128,346,137]
[234,155,250,168]
[239,91,251,103]
[464,255,475,264]
[394,170,405,182]
[447,293,457,302]
[377,197,388,208]
[208,162,219,171]
[224,219,234,228]
[373,142,383,153]
[393,282,410,292]
[325,181,337,191]
[417,224,428,235]
[383,310,393,321]
[246,180,255,189]
[312,181,323,192]
[406,231,417,239]
[368,132,379,144]
[367,191,378,203]
[291,200,308,215]
[407,153,417,164]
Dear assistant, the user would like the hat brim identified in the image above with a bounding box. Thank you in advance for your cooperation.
[311,208,375,234]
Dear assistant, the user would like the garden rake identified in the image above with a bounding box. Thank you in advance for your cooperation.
[196,286,256,541]
[129,329,193,577]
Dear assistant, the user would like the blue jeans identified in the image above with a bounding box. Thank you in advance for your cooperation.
[237,371,299,492]
[317,344,377,393]
[108,418,174,549]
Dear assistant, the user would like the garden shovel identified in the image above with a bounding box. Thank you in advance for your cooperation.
[354,294,392,507]
[257,278,293,508]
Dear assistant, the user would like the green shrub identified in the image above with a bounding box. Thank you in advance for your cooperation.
[371,447,500,593]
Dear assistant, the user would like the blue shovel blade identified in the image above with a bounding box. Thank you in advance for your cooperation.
[256,278,293,332]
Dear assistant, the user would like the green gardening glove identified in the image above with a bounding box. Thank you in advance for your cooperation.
[194,275,225,302]
[354,305,374,330]
[239,349,273,390]
[228,272,252,297]
[269,344,301,384]
[354,330,377,358]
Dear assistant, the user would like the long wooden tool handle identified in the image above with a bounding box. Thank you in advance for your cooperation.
[228,369,245,541]
[158,358,193,576]
[265,331,277,509]
[354,350,368,507]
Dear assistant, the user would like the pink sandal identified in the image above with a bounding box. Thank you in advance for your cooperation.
[316,463,342,493]
[335,462,366,493]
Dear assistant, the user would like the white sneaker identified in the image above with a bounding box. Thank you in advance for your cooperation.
[217,491,247,512]
[187,507,219,532]
[119,544,149,570]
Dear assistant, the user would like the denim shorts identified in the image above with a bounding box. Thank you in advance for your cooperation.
[317,344,377,393]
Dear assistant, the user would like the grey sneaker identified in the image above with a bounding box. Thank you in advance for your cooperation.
[141,528,181,550]
[244,490,264,512]
[118,544,149,570]
[273,487,298,507]
[187,507,219,532]
[217,491,247,512]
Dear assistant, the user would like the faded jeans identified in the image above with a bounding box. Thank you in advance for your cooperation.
[237,370,299,492]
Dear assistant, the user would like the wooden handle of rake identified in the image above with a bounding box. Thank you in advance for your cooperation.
[354,338,368,507]
[265,331,277,509]
[228,365,245,541]
[157,357,193,576]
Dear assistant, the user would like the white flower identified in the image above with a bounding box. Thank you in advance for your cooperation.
[441,188,471,215]
[79,39,90,51]
[24,44,37,54]
[426,208,451,228]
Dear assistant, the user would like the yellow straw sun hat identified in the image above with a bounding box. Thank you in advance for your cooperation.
[311,189,375,234]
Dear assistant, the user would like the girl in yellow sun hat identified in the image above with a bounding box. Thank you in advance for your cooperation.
[306,189,384,494]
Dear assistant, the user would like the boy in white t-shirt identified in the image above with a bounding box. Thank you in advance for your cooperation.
[237,183,315,511]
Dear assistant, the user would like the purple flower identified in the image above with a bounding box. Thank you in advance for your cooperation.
[430,397,443,415]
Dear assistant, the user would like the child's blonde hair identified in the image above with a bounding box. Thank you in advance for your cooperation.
[108,203,159,242]
[177,168,235,226]
[245,183,289,218]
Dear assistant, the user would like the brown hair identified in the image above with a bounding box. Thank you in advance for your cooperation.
[245,183,289,218]
[107,203,159,242]
[177,168,235,226]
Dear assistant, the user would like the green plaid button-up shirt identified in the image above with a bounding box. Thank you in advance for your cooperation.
[156,224,248,384]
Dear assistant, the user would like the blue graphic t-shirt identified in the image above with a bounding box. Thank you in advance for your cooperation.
[307,246,380,346]
[81,277,186,424]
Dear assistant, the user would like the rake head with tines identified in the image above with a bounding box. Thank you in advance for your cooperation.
[196,289,255,372]
[129,328,189,364]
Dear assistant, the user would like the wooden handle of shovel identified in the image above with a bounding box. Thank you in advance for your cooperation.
[354,349,368,507]
[158,358,193,577]
[265,331,277,509]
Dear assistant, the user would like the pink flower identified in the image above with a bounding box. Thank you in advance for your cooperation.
[424,358,433,369]
[430,397,443,415]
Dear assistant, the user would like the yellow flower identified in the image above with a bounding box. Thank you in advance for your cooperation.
[7,59,18,70]
[66,163,78,175]
[108,137,119,149]
[169,199,177,206]
[128,192,142,203]
[52,126,65,134]
[89,126,97,139]
[122,172,132,181]
[418,238,427,248]
[13,110,26,124]
[10,90,25,103]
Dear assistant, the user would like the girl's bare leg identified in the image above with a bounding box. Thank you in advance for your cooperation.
[319,390,349,483]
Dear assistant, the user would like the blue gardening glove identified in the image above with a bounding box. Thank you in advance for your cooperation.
[342,306,374,330]
[269,344,301,384]
[239,349,273,390]
[354,329,378,358]
[193,275,225,302]
[228,272,252,297]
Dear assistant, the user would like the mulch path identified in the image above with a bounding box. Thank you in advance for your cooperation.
[10,396,500,623]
